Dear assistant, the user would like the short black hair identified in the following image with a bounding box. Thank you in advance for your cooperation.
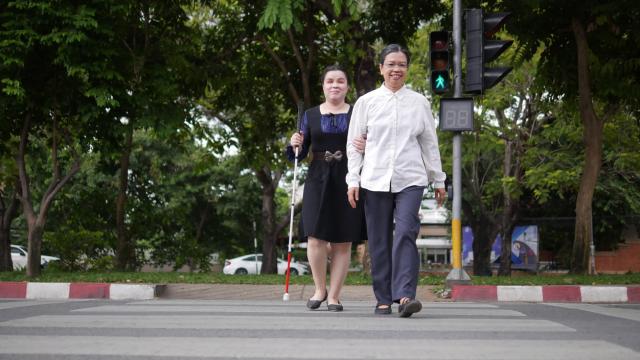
[379,44,410,66]
[321,64,349,84]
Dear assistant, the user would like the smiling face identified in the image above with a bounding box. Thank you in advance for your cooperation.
[322,70,349,103]
[379,51,408,92]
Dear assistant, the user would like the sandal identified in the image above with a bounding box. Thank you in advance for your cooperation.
[327,302,343,312]
[306,290,328,310]
[374,303,392,315]
[398,298,422,318]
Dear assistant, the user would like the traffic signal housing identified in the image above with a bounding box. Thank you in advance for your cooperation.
[430,31,450,95]
[465,9,513,94]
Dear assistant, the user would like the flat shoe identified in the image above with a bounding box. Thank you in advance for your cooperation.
[327,302,343,312]
[398,299,422,318]
[306,291,328,310]
[374,304,392,315]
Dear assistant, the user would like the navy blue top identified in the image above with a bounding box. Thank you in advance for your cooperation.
[286,111,350,161]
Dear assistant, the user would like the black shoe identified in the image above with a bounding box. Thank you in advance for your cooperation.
[398,299,422,318]
[327,302,343,312]
[306,291,328,310]
[374,304,392,315]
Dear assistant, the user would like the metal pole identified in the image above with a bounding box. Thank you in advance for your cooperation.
[453,0,462,98]
[590,212,597,275]
[253,221,259,274]
[446,0,471,287]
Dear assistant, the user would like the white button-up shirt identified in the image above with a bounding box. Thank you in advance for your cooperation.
[346,84,446,192]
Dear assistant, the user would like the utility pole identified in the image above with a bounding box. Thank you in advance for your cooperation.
[445,0,472,288]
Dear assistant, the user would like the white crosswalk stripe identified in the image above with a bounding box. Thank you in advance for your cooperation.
[0,300,69,310]
[548,303,640,322]
[1,300,639,359]
[1,336,638,359]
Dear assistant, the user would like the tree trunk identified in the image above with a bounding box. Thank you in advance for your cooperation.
[471,217,498,276]
[255,167,280,274]
[26,221,44,276]
[498,224,516,276]
[0,185,20,271]
[16,111,80,277]
[462,197,498,276]
[498,139,520,276]
[116,122,135,271]
[571,17,603,274]
[354,45,378,96]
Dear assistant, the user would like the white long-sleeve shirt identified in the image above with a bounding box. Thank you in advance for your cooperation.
[346,84,446,192]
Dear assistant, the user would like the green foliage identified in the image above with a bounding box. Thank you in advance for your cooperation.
[0,79,24,97]
[46,227,114,271]
[1,270,639,286]
[258,0,303,30]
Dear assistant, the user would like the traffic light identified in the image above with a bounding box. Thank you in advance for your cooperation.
[429,31,450,95]
[464,9,513,94]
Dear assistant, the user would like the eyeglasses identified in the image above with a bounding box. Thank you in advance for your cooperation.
[383,62,408,69]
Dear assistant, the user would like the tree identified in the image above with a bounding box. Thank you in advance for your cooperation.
[0,1,119,276]
[523,102,640,266]
[99,1,206,270]
[491,0,640,273]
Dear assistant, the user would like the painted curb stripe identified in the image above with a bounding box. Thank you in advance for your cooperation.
[580,286,628,303]
[26,282,70,299]
[542,286,582,302]
[452,285,638,303]
[0,282,28,298]
[109,284,155,300]
[627,287,640,303]
[497,286,543,302]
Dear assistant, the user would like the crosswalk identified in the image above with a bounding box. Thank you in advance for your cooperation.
[1,299,639,359]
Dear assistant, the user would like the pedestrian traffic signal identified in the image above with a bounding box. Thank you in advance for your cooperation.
[430,31,450,95]
[464,9,513,94]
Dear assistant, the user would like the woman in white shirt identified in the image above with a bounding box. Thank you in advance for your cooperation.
[346,44,446,317]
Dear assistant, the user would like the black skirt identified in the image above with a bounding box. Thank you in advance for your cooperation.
[301,156,366,243]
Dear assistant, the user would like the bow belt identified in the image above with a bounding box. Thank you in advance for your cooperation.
[312,150,344,163]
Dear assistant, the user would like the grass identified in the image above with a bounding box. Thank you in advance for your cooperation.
[1,269,639,286]
[469,273,640,286]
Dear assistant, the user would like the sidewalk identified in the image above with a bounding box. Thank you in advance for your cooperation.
[1,281,639,303]
[157,284,443,302]
[0,282,441,302]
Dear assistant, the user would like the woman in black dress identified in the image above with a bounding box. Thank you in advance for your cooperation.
[287,65,366,311]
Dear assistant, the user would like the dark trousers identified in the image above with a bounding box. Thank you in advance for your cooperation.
[364,186,424,305]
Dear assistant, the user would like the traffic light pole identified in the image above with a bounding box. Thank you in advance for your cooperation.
[446,0,471,288]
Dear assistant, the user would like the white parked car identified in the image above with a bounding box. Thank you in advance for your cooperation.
[11,245,60,270]
[223,253,309,275]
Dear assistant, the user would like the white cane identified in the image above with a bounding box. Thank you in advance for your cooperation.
[283,101,304,301]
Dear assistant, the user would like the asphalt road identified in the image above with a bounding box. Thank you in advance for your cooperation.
[0,299,639,359]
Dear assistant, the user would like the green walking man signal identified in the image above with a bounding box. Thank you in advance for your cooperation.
[435,75,446,90]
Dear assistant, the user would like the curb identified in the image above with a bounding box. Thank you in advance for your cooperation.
[0,282,158,300]
[452,285,640,303]
[2,282,639,303]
